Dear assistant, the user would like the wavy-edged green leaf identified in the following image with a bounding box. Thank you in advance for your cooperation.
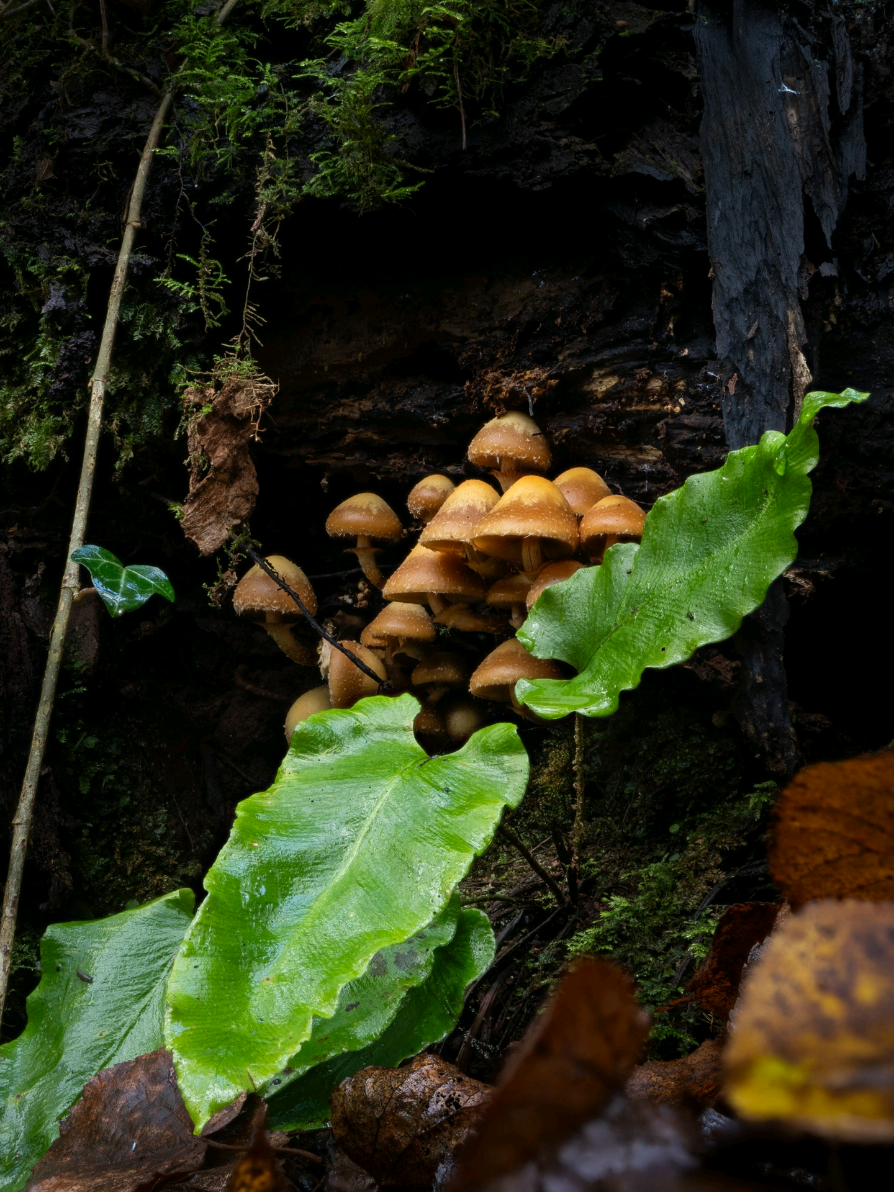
[165,693,527,1129]
[516,388,869,718]
[0,889,194,1192]
[267,907,494,1131]
[259,895,460,1102]
[70,545,175,617]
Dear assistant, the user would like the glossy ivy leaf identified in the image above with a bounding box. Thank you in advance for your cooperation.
[70,545,175,617]
[267,906,494,1131]
[0,889,194,1192]
[516,388,869,719]
[166,693,527,1129]
[259,896,461,1104]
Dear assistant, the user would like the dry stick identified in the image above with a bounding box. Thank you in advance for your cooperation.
[453,58,467,151]
[244,548,388,689]
[568,712,585,900]
[497,823,568,905]
[0,0,241,1025]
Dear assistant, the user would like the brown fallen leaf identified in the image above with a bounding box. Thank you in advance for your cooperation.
[28,1048,208,1192]
[452,957,650,1192]
[626,1038,724,1109]
[724,899,894,1142]
[769,750,894,908]
[686,903,779,1020]
[331,1053,490,1188]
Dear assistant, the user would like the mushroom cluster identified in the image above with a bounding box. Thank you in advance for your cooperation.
[232,411,645,751]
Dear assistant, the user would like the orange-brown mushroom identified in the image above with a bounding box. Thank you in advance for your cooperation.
[233,556,317,666]
[486,572,534,630]
[441,695,485,745]
[382,544,486,615]
[469,638,562,718]
[472,475,578,573]
[413,701,449,752]
[579,495,646,563]
[420,479,506,578]
[360,601,436,666]
[525,560,583,610]
[325,493,403,588]
[284,685,332,743]
[407,474,456,524]
[467,411,551,492]
[432,604,510,634]
[553,467,612,516]
[411,652,468,705]
[321,640,387,708]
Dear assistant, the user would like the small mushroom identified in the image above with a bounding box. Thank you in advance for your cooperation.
[472,475,579,573]
[441,695,485,745]
[408,474,456,523]
[325,493,403,588]
[411,652,468,705]
[420,479,506,579]
[284,685,332,743]
[322,640,387,708]
[382,544,486,615]
[486,572,534,630]
[413,702,449,752]
[553,467,611,516]
[579,495,646,563]
[467,411,551,492]
[360,601,436,667]
[525,560,583,610]
[469,638,562,719]
[233,556,317,666]
[432,604,510,634]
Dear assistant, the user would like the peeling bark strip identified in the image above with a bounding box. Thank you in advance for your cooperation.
[695,0,865,449]
[694,1,864,777]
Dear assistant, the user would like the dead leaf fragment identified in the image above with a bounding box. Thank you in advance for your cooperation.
[769,751,894,907]
[687,903,778,1020]
[27,1048,207,1192]
[181,375,275,555]
[452,958,650,1192]
[724,899,894,1142]
[626,1038,724,1109]
[331,1054,490,1188]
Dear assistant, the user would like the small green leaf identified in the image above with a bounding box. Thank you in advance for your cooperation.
[0,890,194,1192]
[260,896,461,1105]
[267,906,494,1131]
[70,545,175,617]
[165,694,528,1129]
[516,388,869,718]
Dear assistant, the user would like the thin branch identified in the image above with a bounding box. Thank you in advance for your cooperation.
[497,823,568,905]
[203,1139,322,1163]
[245,549,388,690]
[98,0,108,58]
[0,0,44,18]
[453,58,467,152]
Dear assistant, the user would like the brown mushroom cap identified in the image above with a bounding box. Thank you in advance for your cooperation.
[471,475,579,571]
[382,544,486,606]
[327,641,387,708]
[553,467,612,516]
[441,695,485,744]
[407,475,456,523]
[411,651,468,690]
[420,480,500,555]
[325,493,403,543]
[469,637,562,703]
[233,556,317,621]
[525,560,584,610]
[360,602,436,649]
[579,495,646,562]
[432,604,510,634]
[284,686,332,743]
[467,411,551,481]
[413,702,449,750]
[486,572,533,609]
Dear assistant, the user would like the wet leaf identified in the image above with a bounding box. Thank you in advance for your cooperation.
[686,903,779,1020]
[27,1048,206,1192]
[626,1038,724,1109]
[452,957,650,1192]
[166,695,528,1129]
[0,889,194,1192]
[516,389,868,718]
[267,906,494,1131]
[224,1106,290,1192]
[724,899,894,1142]
[70,545,174,617]
[769,751,894,907]
[331,1053,490,1188]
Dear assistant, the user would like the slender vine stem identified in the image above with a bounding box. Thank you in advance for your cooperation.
[497,823,568,905]
[0,0,241,1026]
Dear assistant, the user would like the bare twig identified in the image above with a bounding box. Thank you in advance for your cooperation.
[204,1139,322,1163]
[569,712,585,899]
[245,549,388,690]
[453,58,467,151]
[0,0,242,1027]
[0,0,44,20]
[98,0,108,57]
[497,822,568,905]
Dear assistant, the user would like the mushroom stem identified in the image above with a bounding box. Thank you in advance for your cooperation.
[263,615,316,666]
[521,537,544,573]
[350,536,385,588]
[427,592,448,615]
[491,459,519,493]
[509,603,526,630]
